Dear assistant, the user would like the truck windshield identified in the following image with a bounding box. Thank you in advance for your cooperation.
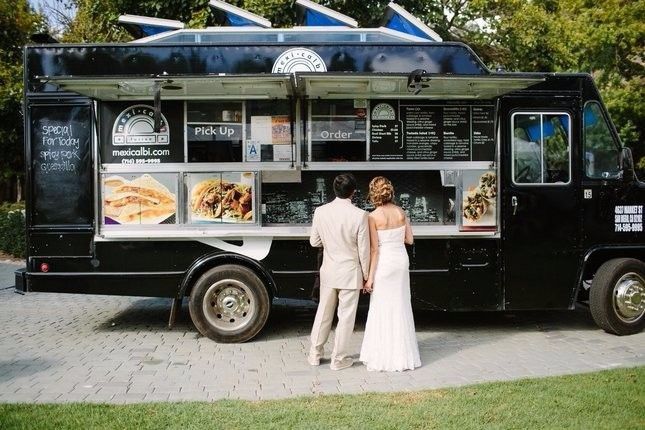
[583,102,620,179]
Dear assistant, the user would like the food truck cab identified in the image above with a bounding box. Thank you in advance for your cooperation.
[18,1,644,341]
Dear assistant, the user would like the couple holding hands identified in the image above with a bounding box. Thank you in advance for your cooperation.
[308,173,421,372]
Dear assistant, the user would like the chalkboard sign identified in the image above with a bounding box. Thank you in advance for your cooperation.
[30,105,92,225]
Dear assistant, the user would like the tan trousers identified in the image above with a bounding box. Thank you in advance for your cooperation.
[310,287,360,362]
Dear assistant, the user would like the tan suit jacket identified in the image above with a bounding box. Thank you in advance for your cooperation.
[310,198,370,290]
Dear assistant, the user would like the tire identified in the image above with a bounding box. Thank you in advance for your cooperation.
[589,258,645,335]
[188,264,271,343]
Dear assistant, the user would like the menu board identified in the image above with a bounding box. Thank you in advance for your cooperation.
[402,105,442,160]
[471,106,496,161]
[30,104,92,225]
[370,101,403,160]
[102,173,177,225]
[442,106,470,161]
[369,103,495,162]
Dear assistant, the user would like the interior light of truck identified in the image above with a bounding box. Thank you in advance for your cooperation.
[40,263,50,273]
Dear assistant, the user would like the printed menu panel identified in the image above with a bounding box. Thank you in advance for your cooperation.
[102,173,177,225]
[442,106,470,161]
[401,105,442,160]
[370,101,403,160]
[187,172,255,224]
[471,106,496,161]
[369,103,496,162]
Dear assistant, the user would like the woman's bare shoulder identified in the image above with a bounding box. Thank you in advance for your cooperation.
[368,207,382,219]
[368,207,386,226]
[392,205,407,220]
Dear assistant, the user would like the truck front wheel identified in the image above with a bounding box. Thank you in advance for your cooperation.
[590,258,645,335]
[188,264,270,343]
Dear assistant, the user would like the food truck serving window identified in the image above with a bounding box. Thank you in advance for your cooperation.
[307,99,497,164]
[186,100,293,163]
[583,102,620,179]
[309,100,366,162]
[187,101,243,163]
[246,100,292,162]
[511,112,571,185]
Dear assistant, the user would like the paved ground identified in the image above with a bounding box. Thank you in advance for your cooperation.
[0,262,643,404]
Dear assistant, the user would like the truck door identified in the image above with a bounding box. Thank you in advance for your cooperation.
[501,96,581,309]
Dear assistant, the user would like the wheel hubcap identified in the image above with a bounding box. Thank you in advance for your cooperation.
[203,279,255,332]
[613,272,645,323]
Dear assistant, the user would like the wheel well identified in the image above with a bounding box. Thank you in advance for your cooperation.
[577,248,645,302]
[180,253,276,300]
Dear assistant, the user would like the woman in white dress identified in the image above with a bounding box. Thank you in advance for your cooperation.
[360,176,421,372]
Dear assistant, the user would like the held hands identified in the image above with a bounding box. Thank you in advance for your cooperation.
[363,279,373,294]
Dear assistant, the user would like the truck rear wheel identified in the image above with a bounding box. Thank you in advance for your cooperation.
[589,258,645,335]
[188,264,270,343]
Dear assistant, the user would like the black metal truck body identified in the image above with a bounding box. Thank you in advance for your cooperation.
[18,38,644,339]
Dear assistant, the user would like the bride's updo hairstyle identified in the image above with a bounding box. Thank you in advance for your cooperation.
[369,176,394,207]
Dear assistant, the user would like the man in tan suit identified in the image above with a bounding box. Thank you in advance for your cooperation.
[309,173,370,370]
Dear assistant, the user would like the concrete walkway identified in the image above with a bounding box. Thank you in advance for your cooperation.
[0,259,19,290]
[0,262,643,404]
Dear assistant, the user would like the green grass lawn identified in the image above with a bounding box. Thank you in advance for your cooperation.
[1,367,643,430]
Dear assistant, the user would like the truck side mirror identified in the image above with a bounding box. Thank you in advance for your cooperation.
[619,147,635,181]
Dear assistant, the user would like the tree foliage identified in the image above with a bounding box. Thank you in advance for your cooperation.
[3,0,643,198]
[0,0,45,200]
[60,0,645,170]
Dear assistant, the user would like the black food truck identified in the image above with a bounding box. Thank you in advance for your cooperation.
[17,1,644,341]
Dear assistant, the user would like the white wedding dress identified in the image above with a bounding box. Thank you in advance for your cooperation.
[360,225,421,371]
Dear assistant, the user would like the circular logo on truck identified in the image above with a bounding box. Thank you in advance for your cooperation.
[112,105,170,146]
[371,103,396,120]
[272,48,327,73]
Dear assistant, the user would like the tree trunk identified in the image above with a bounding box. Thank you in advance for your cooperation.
[16,178,22,202]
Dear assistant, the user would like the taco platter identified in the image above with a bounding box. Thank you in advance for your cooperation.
[190,178,253,222]
[463,171,497,225]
